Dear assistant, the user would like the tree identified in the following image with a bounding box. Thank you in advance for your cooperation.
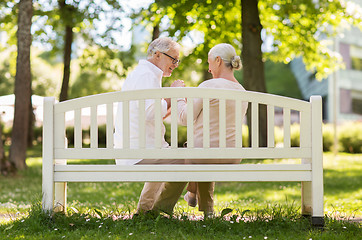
[58,0,75,102]
[134,0,362,145]
[34,0,126,102]
[242,0,267,146]
[9,0,33,170]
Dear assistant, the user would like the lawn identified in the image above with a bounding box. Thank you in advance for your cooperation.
[0,145,361,239]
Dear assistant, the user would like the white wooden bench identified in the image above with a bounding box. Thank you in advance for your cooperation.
[42,88,324,226]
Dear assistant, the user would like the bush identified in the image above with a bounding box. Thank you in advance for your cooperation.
[338,122,362,153]
[322,124,334,152]
[290,124,300,147]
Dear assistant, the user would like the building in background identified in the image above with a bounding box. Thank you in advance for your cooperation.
[290,1,362,123]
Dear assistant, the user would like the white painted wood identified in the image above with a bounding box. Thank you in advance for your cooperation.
[235,100,242,148]
[54,138,68,213]
[311,96,324,217]
[122,101,130,149]
[251,102,259,148]
[219,99,226,148]
[42,97,55,212]
[171,98,178,149]
[300,110,311,148]
[54,148,311,159]
[53,89,310,113]
[138,100,146,148]
[187,98,194,148]
[267,105,275,148]
[74,109,82,149]
[106,103,114,149]
[154,99,162,148]
[54,171,311,182]
[54,112,65,149]
[283,107,291,148]
[203,98,210,148]
[42,89,324,220]
[90,106,98,148]
[55,164,312,172]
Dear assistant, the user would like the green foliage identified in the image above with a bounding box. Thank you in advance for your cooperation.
[290,124,300,147]
[0,62,13,96]
[261,0,362,80]
[164,123,187,147]
[134,0,362,83]
[339,122,362,153]
[264,61,303,99]
[322,124,335,152]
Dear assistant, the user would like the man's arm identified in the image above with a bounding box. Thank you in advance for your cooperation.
[163,80,185,120]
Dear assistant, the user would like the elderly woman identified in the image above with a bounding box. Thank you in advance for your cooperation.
[152,43,248,217]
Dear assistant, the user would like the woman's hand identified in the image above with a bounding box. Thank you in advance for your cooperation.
[171,79,185,87]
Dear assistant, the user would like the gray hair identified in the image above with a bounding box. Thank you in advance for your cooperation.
[208,43,242,70]
[147,37,180,59]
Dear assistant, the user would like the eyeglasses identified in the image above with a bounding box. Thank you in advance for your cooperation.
[161,52,180,65]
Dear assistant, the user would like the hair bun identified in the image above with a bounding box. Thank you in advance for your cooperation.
[231,56,241,70]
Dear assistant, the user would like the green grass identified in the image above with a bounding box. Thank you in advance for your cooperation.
[0,146,361,239]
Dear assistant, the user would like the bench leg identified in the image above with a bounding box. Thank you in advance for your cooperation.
[42,181,54,213]
[301,181,312,216]
[54,182,67,213]
[311,166,324,227]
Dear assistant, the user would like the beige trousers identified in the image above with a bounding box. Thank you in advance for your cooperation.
[153,159,241,214]
[135,158,184,213]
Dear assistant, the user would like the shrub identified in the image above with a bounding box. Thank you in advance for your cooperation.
[338,122,362,153]
[290,124,300,147]
[322,124,334,152]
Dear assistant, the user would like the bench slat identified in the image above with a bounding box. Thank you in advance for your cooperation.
[283,107,291,148]
[90,106,98,148]
[251,102,259,148]
[154,99,162,148]
[54,170,311,182]
[187,98,194,148]
[219,99,226,148]
[138,100,146,148]
[171,98,178,149]
[122,101,130,149]
[235,100,242,148]
[55,164,311,172]
[203,98,210,148]
[54,89,310,113]
[54,112,66,149]
[267,105,275,148]
[54,147,311,159]
[74,109,82,149]
[106,103,114,149]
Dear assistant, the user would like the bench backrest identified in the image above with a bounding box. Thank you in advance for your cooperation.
[43,88,322,161]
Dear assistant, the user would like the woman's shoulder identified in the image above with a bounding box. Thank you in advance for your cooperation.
[199,78,245,90]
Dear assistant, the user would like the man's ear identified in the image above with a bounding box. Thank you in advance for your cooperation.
[154,51,161,59]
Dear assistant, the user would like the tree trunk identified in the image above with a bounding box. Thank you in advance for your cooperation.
[59,24,73,102]
[0,119,12,175]
[152,24,160,41]
[242,0,267,147]
[9,0,33,171]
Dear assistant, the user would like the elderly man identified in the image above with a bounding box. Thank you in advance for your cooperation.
[114,37,183,213]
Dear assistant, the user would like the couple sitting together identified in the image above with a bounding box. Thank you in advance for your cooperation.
[113,37,248,218]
